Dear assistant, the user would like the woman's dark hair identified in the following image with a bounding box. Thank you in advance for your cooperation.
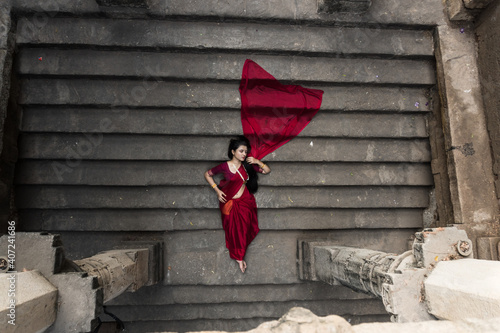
[227,136,258,194]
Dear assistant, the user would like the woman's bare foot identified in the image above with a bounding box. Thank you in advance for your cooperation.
[236,260,247,273]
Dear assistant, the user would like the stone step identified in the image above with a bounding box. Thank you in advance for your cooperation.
[21,108,429,138]
[54,229,413,285]
[19,79,432,112]
[19,208,424,231]
[117,315,390,333]
[104,299,386,322]
[13,0,444,27]
[107,283,373,306]
[16,161,433,186]
[19,135,431,162]
[16,17,434,57]
[16,185,430,209]
[18,48,436,85]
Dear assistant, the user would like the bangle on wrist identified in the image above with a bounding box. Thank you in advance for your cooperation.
[261,163,267,169]
[211,183,217,189]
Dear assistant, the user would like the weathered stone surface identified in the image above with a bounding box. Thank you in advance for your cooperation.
[19,207,425,231]
[424,259,500,321]
[0,270,57,333]
[436,23,499,224]
[0,2,11,50]
[463,0,494,9]
[318,0,372,13]
[353,317,500,333]
[17,49,437,85]
[15,160,433,186]
[413,227,472,268]
[249,307,354,332]
[75,248,150,302]
[18,79,432,112]
[476,0,500,201]
[18,135,431,162]
[44,272,102,333]
[20,109,429,138]
[0,232,64,277]
[108,283,371,306]
[446,0,477,20]
[108,299,386,322]
[12,0,446,26]
[16,185,430,209]
[476,237,500,260]
[16,17,434,56]
[96,0,149,7]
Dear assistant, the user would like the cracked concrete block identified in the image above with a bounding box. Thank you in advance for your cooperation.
[0,232,65,278]
[44,272,102,333]
[0,270,57,333]
[425,259,500,320]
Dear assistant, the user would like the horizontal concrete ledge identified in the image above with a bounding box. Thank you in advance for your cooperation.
[17,49,436,85]
[16,17,434,57]
[107,283,374,306]
[104,298,386,322]
[110,314,390,332]
[18,135,431,162]
[20,108,430,138]
[18,208,424,231]
[15,185,431,209]
[11,0,446,26]
[15,161,433,186]
[19,79,433,112]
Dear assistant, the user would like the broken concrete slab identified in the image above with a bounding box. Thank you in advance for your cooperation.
[0,232,64,277]
[424,259,500,321]
[0,270,57,333]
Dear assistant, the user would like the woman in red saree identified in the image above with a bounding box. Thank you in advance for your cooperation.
[204,136,271,273]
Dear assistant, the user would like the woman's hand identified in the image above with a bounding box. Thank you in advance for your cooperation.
[246,156,260,165]
[246,157,271,174]
[216,189,227,203]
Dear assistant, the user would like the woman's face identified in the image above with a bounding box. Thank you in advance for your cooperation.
[232,145,248,162]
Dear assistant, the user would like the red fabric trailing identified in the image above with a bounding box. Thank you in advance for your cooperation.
[239,59,324,160]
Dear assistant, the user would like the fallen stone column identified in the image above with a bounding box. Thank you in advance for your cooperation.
[301,227,475,322]
[74,248,150,303]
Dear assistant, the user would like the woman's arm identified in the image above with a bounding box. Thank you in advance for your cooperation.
[246,157,271,174]
[204,171,227,203]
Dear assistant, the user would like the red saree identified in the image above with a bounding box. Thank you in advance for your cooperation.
[208,162,260,260]
[239,59,324,160]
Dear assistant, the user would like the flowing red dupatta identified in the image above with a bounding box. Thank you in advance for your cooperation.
[239,59,324,159]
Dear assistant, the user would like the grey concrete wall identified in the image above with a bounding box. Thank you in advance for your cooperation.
[476,0,500,206]
[0,0,16,231]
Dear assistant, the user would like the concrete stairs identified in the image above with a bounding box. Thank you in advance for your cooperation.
[14,13,435,332]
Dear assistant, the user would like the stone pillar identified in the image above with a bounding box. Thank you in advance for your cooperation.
[0,232,162,333]
[0,270,58,333]
[74,248,150,303]
[435,23,500,234]
[301,227,474,322]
